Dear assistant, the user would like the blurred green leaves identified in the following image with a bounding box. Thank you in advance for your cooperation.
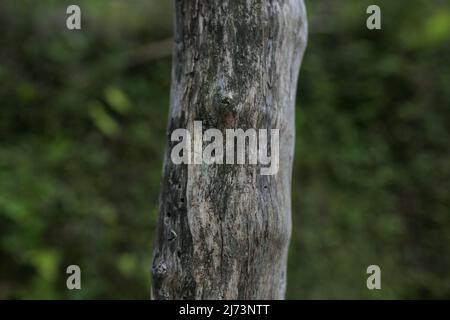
[0,0,170,299]
[104,87,131,114]
[88,101,121,138]
[423,10,450,46]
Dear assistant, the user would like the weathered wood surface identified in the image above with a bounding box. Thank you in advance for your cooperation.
[152,0,308,300]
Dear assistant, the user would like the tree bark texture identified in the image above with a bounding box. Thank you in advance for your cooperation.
[152,0,308,299]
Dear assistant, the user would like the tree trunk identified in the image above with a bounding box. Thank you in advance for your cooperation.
[152,0,307,300]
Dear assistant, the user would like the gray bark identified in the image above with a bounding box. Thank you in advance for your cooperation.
[152,0,307,300]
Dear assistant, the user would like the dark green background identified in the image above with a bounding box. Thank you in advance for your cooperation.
[0,0,449,299]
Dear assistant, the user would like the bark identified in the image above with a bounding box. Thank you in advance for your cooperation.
[152,0,307,300]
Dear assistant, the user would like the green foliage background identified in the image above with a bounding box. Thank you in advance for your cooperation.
[0,0,449,299]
